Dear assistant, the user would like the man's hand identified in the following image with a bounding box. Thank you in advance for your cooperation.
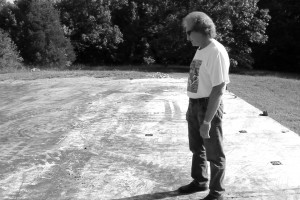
[200,121,211,139]
[200,82,225,139]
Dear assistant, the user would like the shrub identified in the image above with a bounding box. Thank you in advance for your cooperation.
[12,0,76,68]
[0,28,23,73]
[56,0,124,64]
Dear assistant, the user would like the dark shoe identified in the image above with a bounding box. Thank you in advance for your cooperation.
[201,194,224,200]
[178,180,208,194]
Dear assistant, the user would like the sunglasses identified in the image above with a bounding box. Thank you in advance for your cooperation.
[186,30,193,36]
[186,29,194,36]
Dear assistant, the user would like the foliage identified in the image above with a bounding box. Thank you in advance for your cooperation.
[111,0,270,68]
[110,0,191,65]
[56,0,124,64]
[0,0,75,68]
[164,0,270,68]
[110,0,162,64]
[252,0,300,72]
[0,28,23,72]
[1,0,272,69]
[0,0,5,7]
[0,1,23,54]
[204,0,270,68]
[144,0,194,66]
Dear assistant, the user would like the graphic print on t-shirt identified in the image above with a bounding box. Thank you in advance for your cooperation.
[187,59,202,93]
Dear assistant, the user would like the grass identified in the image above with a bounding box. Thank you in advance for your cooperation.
[0,66,299,135]
[228,72,300,135]
[0,65,188,81]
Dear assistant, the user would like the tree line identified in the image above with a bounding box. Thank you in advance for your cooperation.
[0,0,299,72]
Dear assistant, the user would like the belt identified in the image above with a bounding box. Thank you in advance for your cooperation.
[189,97,209,103]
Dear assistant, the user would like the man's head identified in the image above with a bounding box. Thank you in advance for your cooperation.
[182,12,216,47]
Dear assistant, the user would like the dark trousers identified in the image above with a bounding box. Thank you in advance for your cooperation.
[186,98,226,197]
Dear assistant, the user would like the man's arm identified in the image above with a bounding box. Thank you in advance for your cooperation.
[200,82,226,138]
[205,82,226,122]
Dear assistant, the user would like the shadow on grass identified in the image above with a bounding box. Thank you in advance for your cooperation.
[112,190,187,200]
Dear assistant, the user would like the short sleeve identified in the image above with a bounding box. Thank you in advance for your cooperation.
[206,51,230,87]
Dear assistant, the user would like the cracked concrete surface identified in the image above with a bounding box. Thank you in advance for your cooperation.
[0,77,300,200]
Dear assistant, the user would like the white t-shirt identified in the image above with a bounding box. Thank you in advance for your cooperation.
[187,39,230,98]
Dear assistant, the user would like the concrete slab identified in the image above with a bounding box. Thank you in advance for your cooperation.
[0,78,299,200]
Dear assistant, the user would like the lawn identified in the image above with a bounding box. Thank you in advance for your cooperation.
[1,67,299,135]
[228,73,300,135]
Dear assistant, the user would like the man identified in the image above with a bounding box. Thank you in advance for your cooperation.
[178,12,230,200]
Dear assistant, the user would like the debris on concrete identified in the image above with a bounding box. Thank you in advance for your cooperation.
[260,110,269,116]
[271,161,283,165]
[30,68,41,72]
[148,72,170,78]
[239,130,247,133]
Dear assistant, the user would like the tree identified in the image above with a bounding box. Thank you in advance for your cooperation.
[111,0,163,64]
[156,0,270,68]
[0,0,23,72]
[56,0,124,64]
[252,0,300,72]
[112,0,270,68]
[0,28,23,72]
[145,0,195,65]
[207,0,270,68]
[0,0,6,7]
[0,0,19,40]
[3,0,76,67]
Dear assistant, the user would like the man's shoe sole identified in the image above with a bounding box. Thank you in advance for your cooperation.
[178,186,208,194]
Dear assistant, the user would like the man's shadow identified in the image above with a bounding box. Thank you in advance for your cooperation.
[112,190,186,200]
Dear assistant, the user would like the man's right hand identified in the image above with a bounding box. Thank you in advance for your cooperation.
[200,122,211,139]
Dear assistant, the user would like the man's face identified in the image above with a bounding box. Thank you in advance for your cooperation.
[186,25,204,47]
